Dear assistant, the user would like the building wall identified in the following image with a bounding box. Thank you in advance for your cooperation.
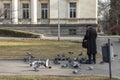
[79,0,97,18]
[0,0,98,25]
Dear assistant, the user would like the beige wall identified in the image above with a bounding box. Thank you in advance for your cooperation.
[49,0,58,18]
[59,0,67,18]
[79,0,97,18]
[50,0,80,19]
[50,0,97,19]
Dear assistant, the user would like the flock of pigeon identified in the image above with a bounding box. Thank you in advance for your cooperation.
[23,52,94,74]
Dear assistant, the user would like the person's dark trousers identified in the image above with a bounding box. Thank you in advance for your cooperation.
[88,54,96,64]
[93,54,96,64]
[88,54,92,64]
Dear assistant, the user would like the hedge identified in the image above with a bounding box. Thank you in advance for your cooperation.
[110,24,120,35]
[0,28,40,38]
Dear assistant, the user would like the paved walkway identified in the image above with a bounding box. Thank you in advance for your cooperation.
[42,35,119,40]
[0,35,119,41]
[0,59,119,79]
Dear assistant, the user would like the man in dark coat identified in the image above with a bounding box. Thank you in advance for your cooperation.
[84,26,97,64]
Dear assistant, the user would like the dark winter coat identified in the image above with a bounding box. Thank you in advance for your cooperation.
[84,27,97,55]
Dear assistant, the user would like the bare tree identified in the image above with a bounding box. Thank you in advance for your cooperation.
[109,0,120,26]
[98,0,110,33]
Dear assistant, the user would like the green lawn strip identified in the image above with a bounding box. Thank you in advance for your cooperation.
[0,40,100,59]
[0,75,118,80]
[0,28,39,38]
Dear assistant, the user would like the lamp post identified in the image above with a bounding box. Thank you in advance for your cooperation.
[58,0,60,41]
[108,38,112,80]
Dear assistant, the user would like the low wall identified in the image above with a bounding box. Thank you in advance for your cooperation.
[0,24,97,36]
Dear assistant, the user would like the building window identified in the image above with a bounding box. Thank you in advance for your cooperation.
[41,3,48,19]
[69,29,76,35]
[69,2,76,18]
[22,3,29,19]
[4,3,10,19]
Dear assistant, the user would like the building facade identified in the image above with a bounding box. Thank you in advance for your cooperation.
[0,0,98,36]
[0,0,98,24]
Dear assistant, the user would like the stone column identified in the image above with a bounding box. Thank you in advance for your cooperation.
[12,0,18,24]
[31,0,37,24]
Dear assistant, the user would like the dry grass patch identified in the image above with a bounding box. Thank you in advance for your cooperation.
[0,39,100,59]
[0,75,118,80]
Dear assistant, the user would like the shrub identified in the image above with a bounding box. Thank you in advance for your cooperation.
[0,28,40,38]
[110,24,120,35]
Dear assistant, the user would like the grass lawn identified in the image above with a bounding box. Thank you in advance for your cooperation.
[0,39,100,59]
[0,75,118,80]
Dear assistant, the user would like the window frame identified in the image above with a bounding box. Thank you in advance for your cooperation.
[69,2,76,18]
[22,3,29,19]
[41,3,48,19]
[4,3,11,19]
[69,29,77,35]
